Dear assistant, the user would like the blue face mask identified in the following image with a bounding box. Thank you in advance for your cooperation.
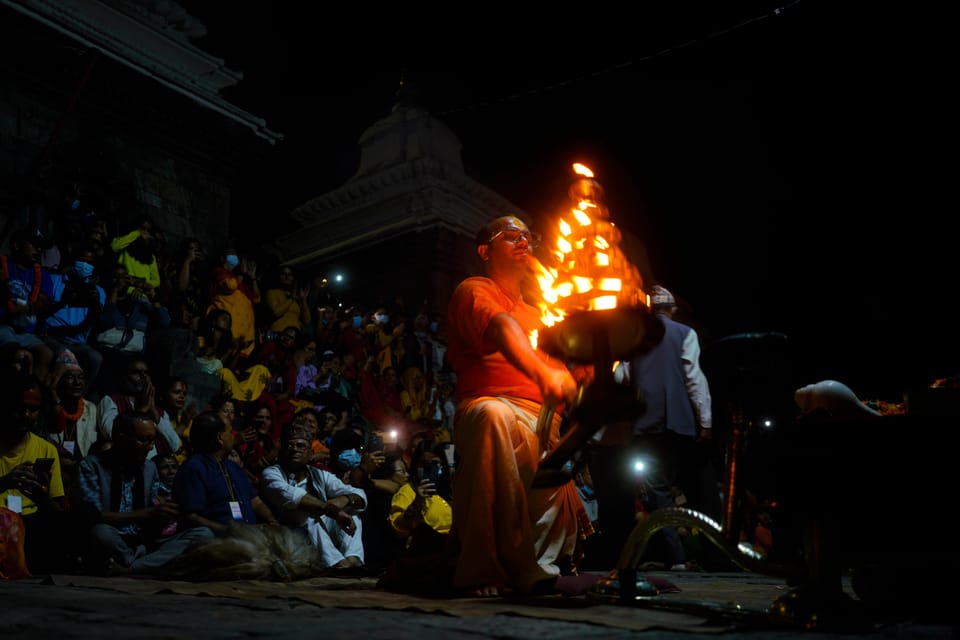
[429,321,439,333]
[352,316,363,328]
[579,484,596,500]
[72,261,95,279]
[338,448,362,469]
[224,254,239,269]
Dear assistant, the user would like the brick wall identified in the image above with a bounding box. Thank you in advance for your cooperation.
[0,82,236,257]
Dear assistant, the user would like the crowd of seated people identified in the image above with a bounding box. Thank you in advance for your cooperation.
[0,220,459,581]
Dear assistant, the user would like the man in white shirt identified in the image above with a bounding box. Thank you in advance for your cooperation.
[259,423,367,572]
[589,285,718,570]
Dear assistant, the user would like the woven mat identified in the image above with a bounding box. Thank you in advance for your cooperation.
[48,571,795,633]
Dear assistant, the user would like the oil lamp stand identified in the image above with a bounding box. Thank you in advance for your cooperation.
[532,306,664,488]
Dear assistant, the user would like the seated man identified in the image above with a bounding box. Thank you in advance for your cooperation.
[172,410,277,536]
[0,373,70,574]
[0,228,56,381]
[38,244,106,397]
[77,411,214,575]
[259,422,367,571]
[98,357,180,459]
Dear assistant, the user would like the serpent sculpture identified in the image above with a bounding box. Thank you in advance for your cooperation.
[586,504,890,630]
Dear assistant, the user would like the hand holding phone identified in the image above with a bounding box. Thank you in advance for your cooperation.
[33,458,55,477]
[419,461,441,485]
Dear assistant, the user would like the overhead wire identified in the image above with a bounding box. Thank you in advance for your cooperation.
[436,1,802,118]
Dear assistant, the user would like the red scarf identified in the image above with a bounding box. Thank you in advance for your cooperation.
[1,256,41,314]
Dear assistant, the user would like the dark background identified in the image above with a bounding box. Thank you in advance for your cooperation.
[176,1,954,402]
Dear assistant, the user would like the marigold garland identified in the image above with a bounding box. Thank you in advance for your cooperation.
[56,399,85,433]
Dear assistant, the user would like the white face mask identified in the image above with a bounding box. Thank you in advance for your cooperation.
[375,313,389,325]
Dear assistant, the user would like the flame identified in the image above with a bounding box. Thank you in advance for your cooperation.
[530,163,644,331]
[572,163,594,178]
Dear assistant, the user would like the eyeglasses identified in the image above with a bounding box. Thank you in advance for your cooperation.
[488,227,541,249]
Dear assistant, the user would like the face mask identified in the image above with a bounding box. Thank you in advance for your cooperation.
[352,316,363,328]
[338,448,362,469]
[72,261,95,279]
[224,254,239,269]
[579,484,596,500]
[429,321,439,333]
[376,313,389,325]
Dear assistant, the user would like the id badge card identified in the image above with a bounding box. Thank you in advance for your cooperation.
[6,494,23,513]
[229,500,243,521]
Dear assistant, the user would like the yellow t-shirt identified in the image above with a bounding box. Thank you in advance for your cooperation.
[0,434,65,516]
[111,229,161,290]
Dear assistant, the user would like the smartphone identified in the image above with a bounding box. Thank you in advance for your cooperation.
[419,461,441,485]
[33,457,55,476]
[367,434,384,452]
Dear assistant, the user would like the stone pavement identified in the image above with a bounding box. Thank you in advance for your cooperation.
[2,569,956,639]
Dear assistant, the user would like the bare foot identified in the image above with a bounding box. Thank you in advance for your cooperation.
[332,556,362,570]
[467,584,502,597]
[105,558,132,577]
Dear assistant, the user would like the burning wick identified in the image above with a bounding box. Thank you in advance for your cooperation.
[530,162,644,337]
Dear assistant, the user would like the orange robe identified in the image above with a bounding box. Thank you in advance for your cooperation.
[446,277,588,592]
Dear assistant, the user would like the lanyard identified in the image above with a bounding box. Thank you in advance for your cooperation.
[215,458,237,502]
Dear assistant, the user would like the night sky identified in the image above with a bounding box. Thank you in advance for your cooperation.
[177,2,954,401]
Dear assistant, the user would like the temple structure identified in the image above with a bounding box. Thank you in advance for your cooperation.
[263,96,530,315]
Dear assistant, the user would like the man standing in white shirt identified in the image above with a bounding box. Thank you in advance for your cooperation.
[588,285,718,570]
